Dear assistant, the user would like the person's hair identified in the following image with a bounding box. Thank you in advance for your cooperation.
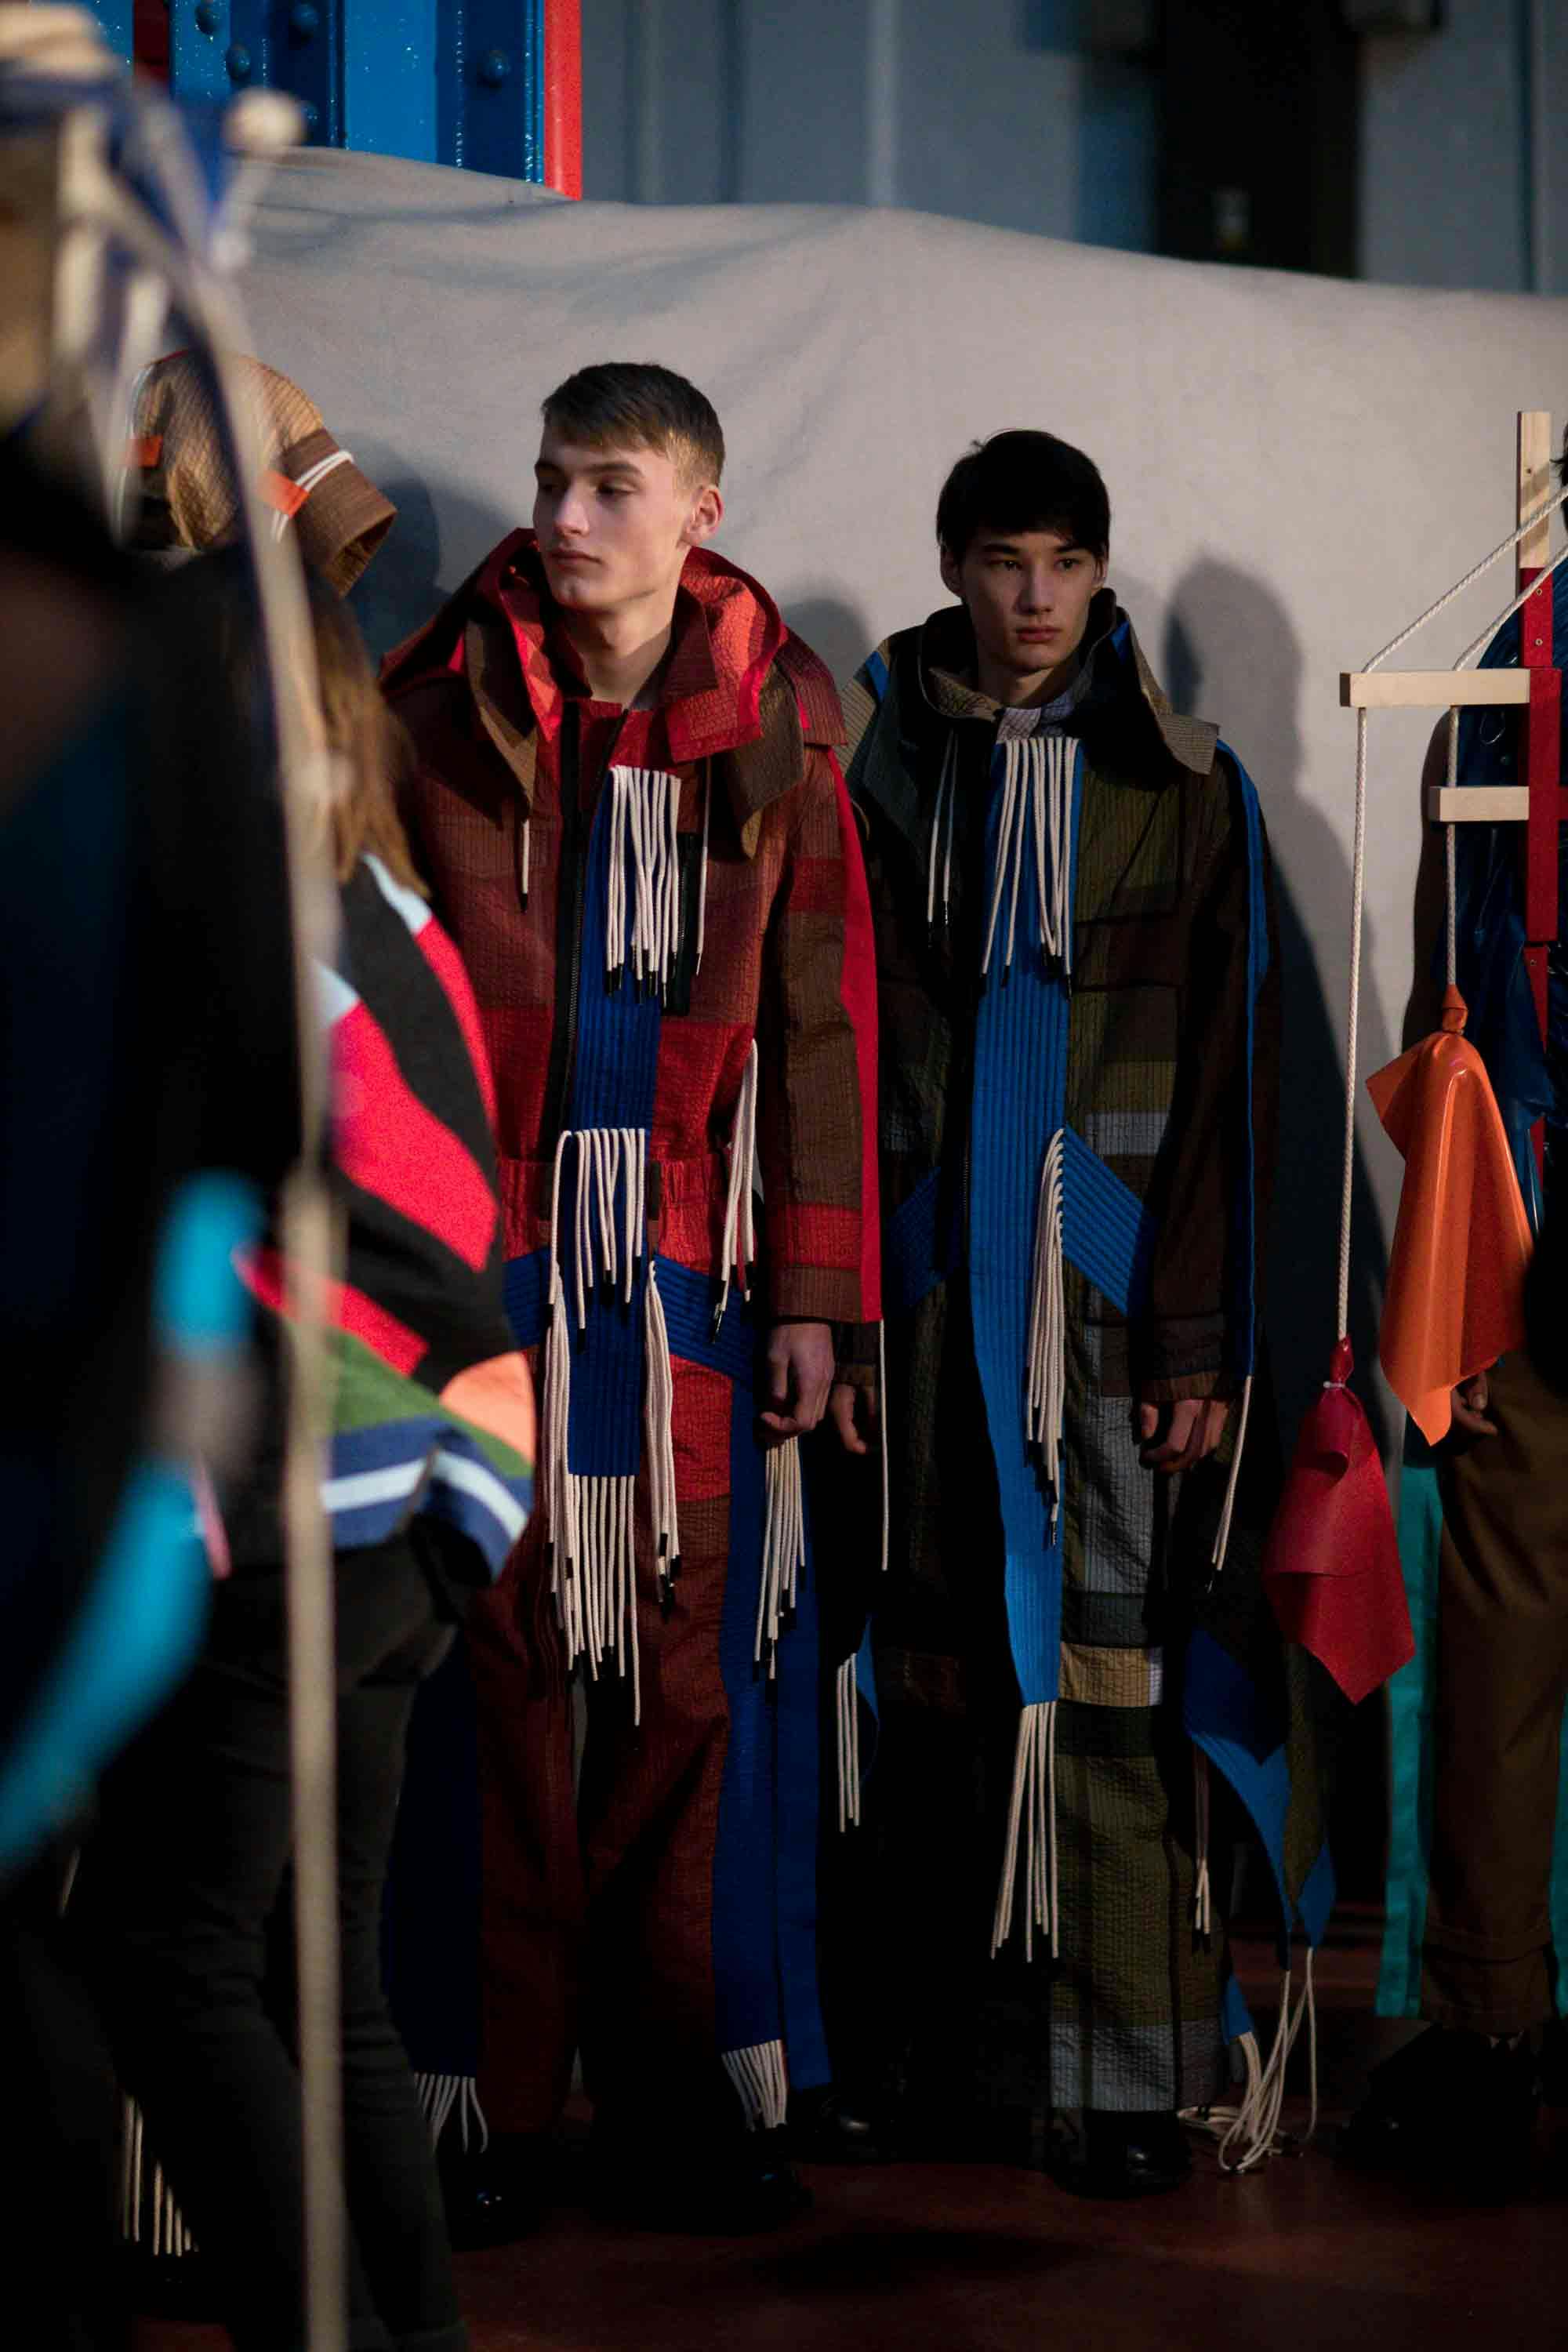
[303,579,425,890]
[208,554,423,892]
[540,361,725,488]
[936,430,1110,564]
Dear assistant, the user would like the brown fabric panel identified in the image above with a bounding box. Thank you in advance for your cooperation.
[1423,1350,1568,2033]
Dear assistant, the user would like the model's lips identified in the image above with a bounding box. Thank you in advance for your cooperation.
[1016,629,1059,643]
[546,547,597,564]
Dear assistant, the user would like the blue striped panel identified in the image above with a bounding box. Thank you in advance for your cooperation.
[502,1249,759,1384]
[882,1167,962,1316]
[862,648,889,704]
[966,739,1083,1709]
[1060,1126,1155,1317]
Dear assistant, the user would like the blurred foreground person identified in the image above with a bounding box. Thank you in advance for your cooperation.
[820,431,1333,2196]
[77,568,535,2352]
[383,361,880,2232]
[0,430,299,2347]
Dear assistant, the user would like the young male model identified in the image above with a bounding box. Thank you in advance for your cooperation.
[825,429,1309,2196]
[384,364,878,2229]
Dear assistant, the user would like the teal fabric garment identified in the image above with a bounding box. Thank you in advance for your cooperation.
[1378,1449,1568,2016]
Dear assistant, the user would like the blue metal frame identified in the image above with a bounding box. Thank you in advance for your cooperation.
[74,0,547,179]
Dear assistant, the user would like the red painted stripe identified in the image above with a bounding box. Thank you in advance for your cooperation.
[335,1001,499,1272]
[829,751,883,1319]
[417,916,499,1128]
[241,1243,428,1377]
[543,0,583,200]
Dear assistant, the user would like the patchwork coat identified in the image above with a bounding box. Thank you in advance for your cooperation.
[383,536,879,2132]
[820,593,1338,2119]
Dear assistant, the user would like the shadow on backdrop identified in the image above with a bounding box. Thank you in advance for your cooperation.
[779,590,877,688]
[1164,557,1395,1904]
[348,474,514,662]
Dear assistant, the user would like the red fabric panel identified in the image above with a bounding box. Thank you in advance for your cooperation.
[335,1000,498,1272]
[240,1243,426,1376]
[829,749,882,1319]
[670,1357,735,1503]
[767,1202,862,1273]
[417,915,499,1128]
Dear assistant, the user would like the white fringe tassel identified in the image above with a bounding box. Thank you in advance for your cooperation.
[1192,1746,1213,1940]
[981,734,1074,981]
[722,2037,789,2132]
[119,2095,196,2256]
[755,1436,806,1677]
[835,1654,862,1831]
[543,1127,650,1720]
[1025,1128,1067,1522]
[644,1261,681,1611]
[607,764,684,998]
[713,1040,759,1335]
[991,1698,1059,1962]
[1209,1372,1254,1583]
[926,731,959,938]
[415,2072,491,2158]
[1180,1948,1319,2174]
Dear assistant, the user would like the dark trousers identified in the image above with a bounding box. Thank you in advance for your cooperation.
[1425,1348,1568,2035]
[78,1534,466,2352]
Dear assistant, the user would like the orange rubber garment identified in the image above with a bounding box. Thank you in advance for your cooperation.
[1366,987,1533,1446]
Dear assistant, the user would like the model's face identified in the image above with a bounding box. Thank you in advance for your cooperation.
[941,527,1105,694]
[532,428,721,618]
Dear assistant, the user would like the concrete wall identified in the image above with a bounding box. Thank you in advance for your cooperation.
[581,0,1568,296]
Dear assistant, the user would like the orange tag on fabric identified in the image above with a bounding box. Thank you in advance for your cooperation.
[261,468,307,518]
[127,434,162,468]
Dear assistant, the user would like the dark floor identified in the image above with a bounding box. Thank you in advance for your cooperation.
[135,1913,1563,2352]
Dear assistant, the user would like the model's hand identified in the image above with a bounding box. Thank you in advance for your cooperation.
[760,1321,836,1445]
[1136,1396,1229,1473]
[828,1379,879,1456]
[1449,1370,1497,1440]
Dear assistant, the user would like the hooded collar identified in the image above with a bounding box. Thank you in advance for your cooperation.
[915,586,1218,777]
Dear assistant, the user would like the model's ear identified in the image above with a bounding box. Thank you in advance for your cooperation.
[938,541,964,600]
[684,482,724,548]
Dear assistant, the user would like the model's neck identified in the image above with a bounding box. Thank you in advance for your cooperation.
[975,644,1083,712]
[558,583,681,709]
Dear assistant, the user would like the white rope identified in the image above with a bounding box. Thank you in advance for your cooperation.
[643,1260,681,1616]
[1453,530,1568,671]
[982,735,1074,980]
[1192,1747,1213,1940]
[991,1699,1058,1962]
[1363,476,1563,673]
[1209,1372,1254,1581]
[118,2096,197,2255]
[607,765,684,997]
[755,1437,806,1676]
[927,731,959,936]
[835,1653,862,1831]
[714,1041,759,1334]
[1025,1129,1067,1521]
[721,2038,789,2132]
[1180,1948,1319,2173]
[416,2073,492,2158]
[1336,710,1370,1342]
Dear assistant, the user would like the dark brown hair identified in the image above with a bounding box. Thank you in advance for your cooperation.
[937,430,1111,564]
[541,361,724,488]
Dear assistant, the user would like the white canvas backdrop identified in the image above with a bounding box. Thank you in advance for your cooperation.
[241,147,1568,1451]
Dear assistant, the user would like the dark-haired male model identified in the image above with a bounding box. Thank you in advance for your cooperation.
[384,364,878,2229]
[822,430,1327,2196]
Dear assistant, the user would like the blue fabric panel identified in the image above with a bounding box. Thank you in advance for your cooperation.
[1183,1626,1292,1956]
[1376,1454,1443,2017]
[0,1459,209,1875]
[710,1378,782,2056]
[883,1168,963,1316]
[503,1247,550,1351]
[154,1172,261,1352]
[384,1635,481,2076]
[1060,1125,1155,1316]
[863,650,889,704]
[772,1487,830,2093]
[648,1256,758,1392]
[1297,1838,1337,1951]
[1221,1966,1254,2048]
[966,741,1081,1708]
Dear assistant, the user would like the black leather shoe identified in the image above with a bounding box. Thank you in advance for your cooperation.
[588,2124,813,2233]
[1338,2024,1539,2198]
[438,2130,557,2250]
[1047,2108,1193,2199]
[789,2085,894,2165]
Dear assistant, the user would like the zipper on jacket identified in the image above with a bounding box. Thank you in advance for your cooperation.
[539,699,628,1161]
